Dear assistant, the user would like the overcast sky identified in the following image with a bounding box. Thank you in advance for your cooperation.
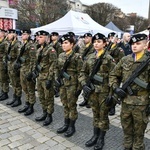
[80,0,149,18]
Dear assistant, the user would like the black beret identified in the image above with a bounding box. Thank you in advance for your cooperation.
[67,32,75,37]
[129,33,147,45]
[51,32,59,36]
[108,32,118,38]
[92,33,106,43]
[21,29,31,34]
[83,33,92,37]
[37,30,49,36]
[7,29,16,34]
[60,34,73,44]
[0,29,6,32]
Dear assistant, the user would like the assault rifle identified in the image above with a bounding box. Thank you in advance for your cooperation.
[82,44,93,61]
[14,42,27,71]
[55,45,80,87]
[114,51,150,102]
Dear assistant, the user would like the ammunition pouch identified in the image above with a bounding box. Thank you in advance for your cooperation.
[14,62,21,70]
[93,74,104,84]
[62,71,71,80]
[26,72,33,81]
[19,57,25,63]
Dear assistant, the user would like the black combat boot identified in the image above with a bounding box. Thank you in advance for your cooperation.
[124,148,132,150]
[24,104,34,116]
[57,118,70,134]
[0,90,5,97]
[64,119,76,137]
[94,130,106,150]
[85,127,100,147]
[11,96,22,107]
[0,92,8,101]
[43,113,53,126]
[109,105,116,116]
[6,94,16,105]
[18,102,30,113]
[35,110,47,121]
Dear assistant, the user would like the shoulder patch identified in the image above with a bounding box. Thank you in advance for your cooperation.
[51,49,56,52]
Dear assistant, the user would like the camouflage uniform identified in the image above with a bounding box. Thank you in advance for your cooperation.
[51,41,63,57]
[58,51,82,120]
[79,52,116,130]
[36,44,57,115]
[0,38,9,99]
[6,39,22,104]
[109,52,150,150]
[19,40,36,105]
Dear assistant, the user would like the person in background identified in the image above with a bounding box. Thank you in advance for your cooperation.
[119,32,132,56]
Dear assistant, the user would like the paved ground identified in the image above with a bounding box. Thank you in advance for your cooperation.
[0,88,150,150]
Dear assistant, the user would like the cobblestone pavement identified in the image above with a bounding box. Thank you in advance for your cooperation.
[0,89,150,150]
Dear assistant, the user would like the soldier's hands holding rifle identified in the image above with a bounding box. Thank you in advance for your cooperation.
[45,80,52,90]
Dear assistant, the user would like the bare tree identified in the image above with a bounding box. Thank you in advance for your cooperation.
[11,0,70,29]
[85,3,118,26]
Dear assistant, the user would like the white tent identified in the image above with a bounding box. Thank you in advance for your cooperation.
[31,10,115,36]
[139,29,149,36]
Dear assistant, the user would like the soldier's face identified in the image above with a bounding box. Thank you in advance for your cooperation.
[51,35,58,41]
[84,36,91,44]
[38,35,47,44]
[7,33,14,40]
[93,39,106,51]
[21,33,29,40]
[131,40,147,53]
[62,40,73,52]
[0,32,5,38]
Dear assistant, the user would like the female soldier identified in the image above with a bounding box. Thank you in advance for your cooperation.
[56,34,82,137]
[79,33,116,150]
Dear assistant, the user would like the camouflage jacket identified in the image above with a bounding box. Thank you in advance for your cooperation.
[109,52,150,105]
[57,51,82,87]
[6,39,21,71]
[108,44,125,63]
[20,40,37,74]
[79,51,116,93]
[0,38,9,61]
[36,44,57,80]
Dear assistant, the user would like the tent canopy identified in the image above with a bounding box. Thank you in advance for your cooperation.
[105,21,124,33]
[31,10,114,36]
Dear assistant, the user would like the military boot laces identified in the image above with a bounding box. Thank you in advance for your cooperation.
[35,111,47,121]
[64,120,76,137]
[85,127,100,147]
[57,118,70,134]
[11,96,22,107]
[18,102,30,113]
[94,131,106,150]
[24,104,34,116]
[0,92,8,101]
[6,94,16,105]
[43,114,53,126]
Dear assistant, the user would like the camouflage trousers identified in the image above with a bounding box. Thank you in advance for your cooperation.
[0,62,9,93]
[8,63,22,97]
[60,85,78,120]
[37,79,54,114]
[20,70,36,104]
[89,92,110,131]
[121,102,149,150]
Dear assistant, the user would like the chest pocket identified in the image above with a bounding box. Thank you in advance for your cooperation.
[100,59,109,72]
[41,50,49,64]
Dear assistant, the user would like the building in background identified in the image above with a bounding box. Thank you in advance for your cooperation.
[0,0,18,30]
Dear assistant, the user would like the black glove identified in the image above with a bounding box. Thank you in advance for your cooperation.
[114,88,126,98]
[146,105,150,116]
[83,85,92,95]
[75,90,82,98]
[26,72,33,81]
[105,95,113,106]
[14,62,21,70]
[45,80,51,90]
